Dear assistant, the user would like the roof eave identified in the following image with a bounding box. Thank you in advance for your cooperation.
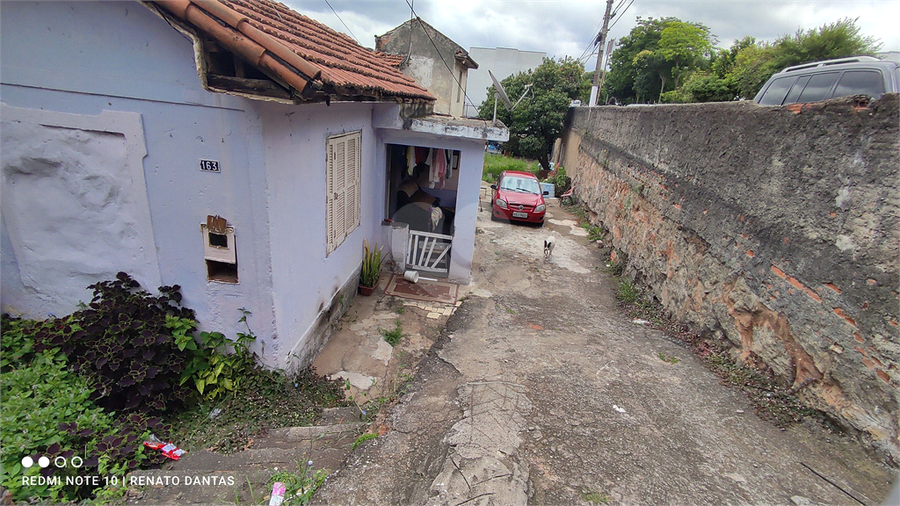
[147,0,434,104]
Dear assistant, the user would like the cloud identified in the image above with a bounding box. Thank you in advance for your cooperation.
[283,0,900,68]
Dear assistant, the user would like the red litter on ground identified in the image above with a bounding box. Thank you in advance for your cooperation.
[143,434,186,460]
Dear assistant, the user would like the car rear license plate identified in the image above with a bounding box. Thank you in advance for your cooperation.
[512,212,528,218]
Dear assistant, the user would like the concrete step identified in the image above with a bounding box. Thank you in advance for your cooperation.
[126,419,365,505]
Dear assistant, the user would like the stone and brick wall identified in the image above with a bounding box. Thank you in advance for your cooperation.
[559,95,899,461]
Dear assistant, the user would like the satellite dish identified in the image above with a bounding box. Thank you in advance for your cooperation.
[488,70,533,126]
[489,70,513,109]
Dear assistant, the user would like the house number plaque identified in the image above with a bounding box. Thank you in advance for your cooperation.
[199,159,221,173]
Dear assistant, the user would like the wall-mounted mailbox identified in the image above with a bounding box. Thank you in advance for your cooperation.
[202,215,237,283]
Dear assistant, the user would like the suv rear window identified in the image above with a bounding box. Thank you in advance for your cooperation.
[797,72,839,102]
[833,70,884,98]
[758,77,796,105]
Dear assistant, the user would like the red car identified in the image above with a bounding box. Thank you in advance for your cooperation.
[490,171,548,225]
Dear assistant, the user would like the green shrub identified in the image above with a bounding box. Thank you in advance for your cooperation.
[268,464,327,505]
[176,310,258,401]
[616,279,642,304]
[0,340,150,502]
[660,89,691,103]
[551,165,572,197]
[0,316,38,371]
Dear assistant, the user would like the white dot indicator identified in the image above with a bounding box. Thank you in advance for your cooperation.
[21,456,34,468]
[38,456,50,468]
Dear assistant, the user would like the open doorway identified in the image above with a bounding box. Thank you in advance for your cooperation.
[386,144,461,276]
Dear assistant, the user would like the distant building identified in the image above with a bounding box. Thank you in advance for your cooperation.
[376,19,478,118]
[464,47,546,118]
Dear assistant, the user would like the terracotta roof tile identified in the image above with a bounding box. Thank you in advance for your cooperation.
[152,0,434,103]
[377,52,406,68]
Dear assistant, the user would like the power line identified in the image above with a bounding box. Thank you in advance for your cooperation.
[578,17,606,61]
[323,0,359,44]
[608,0,635,31]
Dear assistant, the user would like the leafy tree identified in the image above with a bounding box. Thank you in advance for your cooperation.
[604,17,669,104]
[711,36,757,79]
[683,73,733,102]
[605,17,714,103]
[578,70,594,104]
[658,21,714,89]
[607,16,880,103]
[478,57,584,171]
[772,17,881,68]
[631,49,669,102]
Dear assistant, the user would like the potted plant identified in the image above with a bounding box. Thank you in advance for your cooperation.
[359,239,383,296]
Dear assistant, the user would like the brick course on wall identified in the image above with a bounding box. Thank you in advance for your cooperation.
[560,95,899,461]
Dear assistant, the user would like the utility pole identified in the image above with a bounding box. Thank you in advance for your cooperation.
[589,0,615,107]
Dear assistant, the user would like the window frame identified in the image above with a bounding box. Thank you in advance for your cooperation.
[325,130,362,256]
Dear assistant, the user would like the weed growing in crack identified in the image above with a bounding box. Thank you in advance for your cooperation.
[604,260,624,276]
[613,287,825,428]
[658,352,680,364]
[581,490,609,504]
[380,320,405,347]
[352,432,378,450]
[580,221,605,242]
[696,342,821,427]
[616,279,641,304]
[267,460,327,505]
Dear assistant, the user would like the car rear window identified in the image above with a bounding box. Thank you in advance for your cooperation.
[758,76,796,105]
[833,70,884,99]
[797,72,839,102]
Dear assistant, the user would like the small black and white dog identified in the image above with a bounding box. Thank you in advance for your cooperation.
[543,239,554,260]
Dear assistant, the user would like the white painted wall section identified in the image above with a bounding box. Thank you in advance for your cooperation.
[1,106,159,316]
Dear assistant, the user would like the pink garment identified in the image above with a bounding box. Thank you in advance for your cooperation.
[431,148,447,189]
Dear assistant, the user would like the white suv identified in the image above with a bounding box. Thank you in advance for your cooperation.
[754,56,900,105]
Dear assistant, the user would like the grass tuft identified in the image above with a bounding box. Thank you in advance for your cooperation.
[380,320,405,347]
[352,432,378,450]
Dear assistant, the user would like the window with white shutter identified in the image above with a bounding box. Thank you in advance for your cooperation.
[326,131,361,255]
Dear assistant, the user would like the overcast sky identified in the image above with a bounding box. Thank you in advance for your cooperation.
[283,0,900,71]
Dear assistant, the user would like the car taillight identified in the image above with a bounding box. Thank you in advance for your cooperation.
[495,198,508,209]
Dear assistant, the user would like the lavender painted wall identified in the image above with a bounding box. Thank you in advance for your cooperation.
[1,3,279,356]
[0,1,487,369]
[259,101,387,367]
[1,2,274,365]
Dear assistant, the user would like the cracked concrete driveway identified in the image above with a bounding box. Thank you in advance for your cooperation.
[314,202,895,505]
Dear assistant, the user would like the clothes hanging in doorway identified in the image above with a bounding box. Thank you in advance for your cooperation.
[406,145,415,176]
[431,148,447,189]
